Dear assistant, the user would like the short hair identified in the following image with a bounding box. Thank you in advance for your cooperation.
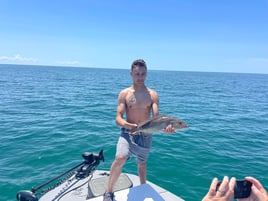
[131,59,147,71]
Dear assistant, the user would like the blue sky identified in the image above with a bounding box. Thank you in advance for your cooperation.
[0,0,268,73]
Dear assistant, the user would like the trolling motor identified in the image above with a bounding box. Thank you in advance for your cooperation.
[17,149,104,201]
[76,149,104,178]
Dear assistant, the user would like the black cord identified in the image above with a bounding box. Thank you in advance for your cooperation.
[57,172,94,201]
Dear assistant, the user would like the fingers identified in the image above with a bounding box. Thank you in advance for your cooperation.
[250,185,268,201]
[165,124,175,134]
[131,131,140,135]
[204,176,267,201]
[129,123,138,134]
[208,178,218,196]
[245,176,268,200]
[216,176,229,196]
[201,178,218,201]
[229,177,236,191]
[245,176,266,193]
[226,177,236,199]
[203,177,236,201]
[212,176,234,199]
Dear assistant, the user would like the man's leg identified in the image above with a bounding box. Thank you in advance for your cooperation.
[138,161,147,184]
[106,155,126,192]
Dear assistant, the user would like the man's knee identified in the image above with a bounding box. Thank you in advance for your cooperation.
[114,155,127,166]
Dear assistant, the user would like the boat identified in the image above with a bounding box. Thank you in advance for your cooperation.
[16,150,184,201]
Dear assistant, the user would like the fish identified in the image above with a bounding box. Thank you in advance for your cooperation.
[129,114,188,134]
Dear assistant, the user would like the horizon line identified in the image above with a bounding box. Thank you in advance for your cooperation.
[0,63,267,76]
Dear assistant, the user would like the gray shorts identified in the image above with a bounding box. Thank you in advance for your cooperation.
[116,128,152,163]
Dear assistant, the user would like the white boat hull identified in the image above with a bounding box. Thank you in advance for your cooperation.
[38,170,184,201]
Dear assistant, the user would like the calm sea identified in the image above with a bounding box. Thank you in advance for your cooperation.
[0,64,267,201]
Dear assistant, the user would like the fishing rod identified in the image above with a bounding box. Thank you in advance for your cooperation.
[17,149,104,201]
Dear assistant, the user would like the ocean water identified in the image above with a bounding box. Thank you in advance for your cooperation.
[0,64,267,201]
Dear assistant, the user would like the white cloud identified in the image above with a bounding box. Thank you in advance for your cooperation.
[0,54,38,63]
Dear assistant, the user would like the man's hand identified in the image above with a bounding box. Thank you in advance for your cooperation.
[165,124,175,134]
[238,177,268,201]
[202,176,235,201]
[125,123,140,135]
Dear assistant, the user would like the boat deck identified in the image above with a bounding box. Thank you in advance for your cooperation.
[39,170,184,201]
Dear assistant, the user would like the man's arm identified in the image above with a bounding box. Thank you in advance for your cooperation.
[151,90,174,134]
[115,90,137,130]
[151,90,159,117]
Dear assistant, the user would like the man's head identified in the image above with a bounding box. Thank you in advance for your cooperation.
[130,59,147,86]
[131,59,147,71]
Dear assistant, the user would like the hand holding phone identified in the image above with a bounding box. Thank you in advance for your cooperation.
[217,179,252,199]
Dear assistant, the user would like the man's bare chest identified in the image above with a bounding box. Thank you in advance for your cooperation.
[126,91,152,109]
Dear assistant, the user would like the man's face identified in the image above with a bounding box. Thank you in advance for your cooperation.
[130,66,147,85]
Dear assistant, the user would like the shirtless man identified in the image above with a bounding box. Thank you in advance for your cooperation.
[103,59,174,201]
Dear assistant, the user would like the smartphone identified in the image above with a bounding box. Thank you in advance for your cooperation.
[234,180,252,199]
[217,179,252,199]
